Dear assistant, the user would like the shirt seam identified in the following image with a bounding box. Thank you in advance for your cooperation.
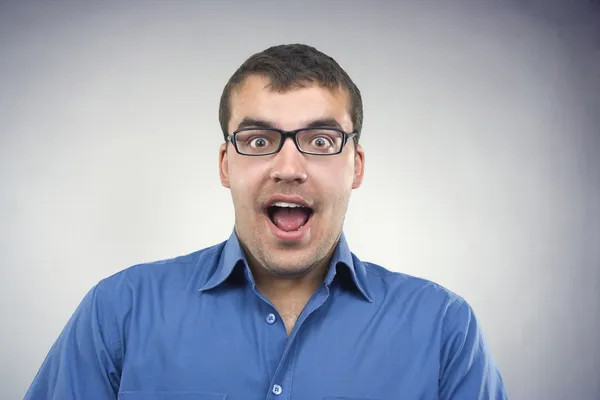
[98,280,124,369]
[442,296,467,339]
[439,296,468,388]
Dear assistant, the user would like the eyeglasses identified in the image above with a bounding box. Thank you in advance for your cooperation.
[227,127,357,156]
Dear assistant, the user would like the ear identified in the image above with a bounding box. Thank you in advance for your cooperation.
[352,144,365,189]
[219,142,230,188]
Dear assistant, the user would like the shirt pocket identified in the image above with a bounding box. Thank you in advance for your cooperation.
[119,392,227,399]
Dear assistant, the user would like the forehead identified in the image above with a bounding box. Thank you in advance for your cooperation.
[228,75,352,132]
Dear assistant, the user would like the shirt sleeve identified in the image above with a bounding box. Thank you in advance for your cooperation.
[439,299,508,400]
[24,282,122,399]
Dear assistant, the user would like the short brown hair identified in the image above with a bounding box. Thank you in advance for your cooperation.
[218,44,363,142]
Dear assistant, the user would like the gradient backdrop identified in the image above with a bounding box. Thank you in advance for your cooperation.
[1,1,599,399]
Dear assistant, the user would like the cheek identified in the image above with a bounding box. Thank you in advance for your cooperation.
[228,163,265,206]
[313,162,355,208]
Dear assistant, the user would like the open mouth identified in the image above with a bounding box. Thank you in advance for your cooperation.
[265,202,314,233]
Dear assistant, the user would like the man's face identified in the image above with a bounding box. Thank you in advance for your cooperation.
[219,75,364,277]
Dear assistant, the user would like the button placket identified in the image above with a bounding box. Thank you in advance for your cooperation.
[266,285,331,399]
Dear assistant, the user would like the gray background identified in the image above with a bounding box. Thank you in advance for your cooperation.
[1,0,599,399]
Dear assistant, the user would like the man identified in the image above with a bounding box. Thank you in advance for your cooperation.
[26,44,507,399]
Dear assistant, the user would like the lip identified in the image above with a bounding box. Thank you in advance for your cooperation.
[264,210,314,243]
[262,194,314,243]
[263,194,313,209]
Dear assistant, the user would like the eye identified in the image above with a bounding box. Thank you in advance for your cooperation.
[248,136,270,148]
[310,136,334,148]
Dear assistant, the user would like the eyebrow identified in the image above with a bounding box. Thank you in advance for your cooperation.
[235,117,344,131]
[236,118,275,130]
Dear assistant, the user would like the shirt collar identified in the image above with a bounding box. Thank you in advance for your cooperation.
[199,230,249,292]
[199,229,372,302]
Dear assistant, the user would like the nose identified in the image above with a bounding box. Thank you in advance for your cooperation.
[269,138,308,183]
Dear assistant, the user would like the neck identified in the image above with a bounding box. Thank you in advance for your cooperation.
[239,240,337,302]
[238,238,338,335]
[251,258,329,301]
[248,253,332,336]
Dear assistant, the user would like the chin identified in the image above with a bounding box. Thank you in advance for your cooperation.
[264,260,320,277]
[263,244,324,271]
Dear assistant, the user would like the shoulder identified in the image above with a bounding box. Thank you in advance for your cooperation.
[356,258,474,334]
[361,259,466,309]
[359,258,491,351]
[93,241,226,308]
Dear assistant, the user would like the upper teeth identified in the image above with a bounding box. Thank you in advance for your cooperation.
[273,201,304,208]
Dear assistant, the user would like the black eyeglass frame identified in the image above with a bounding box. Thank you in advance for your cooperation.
[227,127,358,156]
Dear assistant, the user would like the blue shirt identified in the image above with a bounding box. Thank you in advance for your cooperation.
[26,231,507,399]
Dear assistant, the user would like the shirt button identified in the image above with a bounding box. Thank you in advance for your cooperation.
[266,313,277,324]
[272,384,283,395]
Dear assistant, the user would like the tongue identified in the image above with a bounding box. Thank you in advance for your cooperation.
[271,207,310,232]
